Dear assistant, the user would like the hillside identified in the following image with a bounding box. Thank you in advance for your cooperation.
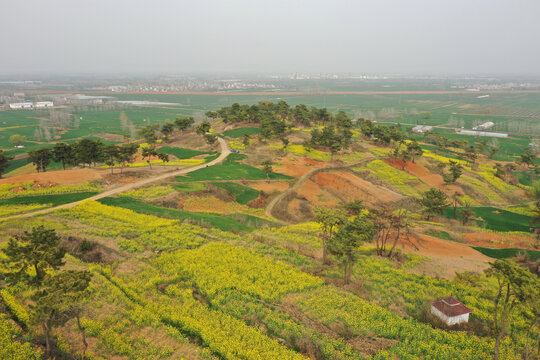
[0,101,539,360]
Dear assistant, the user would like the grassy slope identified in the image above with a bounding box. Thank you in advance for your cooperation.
[472,246,540,261]
[176,154,291,182]
[0,192,98,206]
[158,146,214,159]
[443,206,531,232]
[98,196,276,231]
[223,127,261,138]
[210,182,259,204]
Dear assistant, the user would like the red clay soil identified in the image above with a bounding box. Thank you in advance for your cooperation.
[274,156,325,178]
[314,170,403,206]
[386,159,444,187]
[462,232,537,250]
[295,179,340,208]
[0,169,105,185]
[250,182,290,193]
[397,232,491,278]
[385,159,461,194]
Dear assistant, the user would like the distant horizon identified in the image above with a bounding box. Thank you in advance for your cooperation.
[2,1,540,76]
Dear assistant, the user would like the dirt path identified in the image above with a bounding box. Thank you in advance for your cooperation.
[265,157,375,222]
[1,137,230,220]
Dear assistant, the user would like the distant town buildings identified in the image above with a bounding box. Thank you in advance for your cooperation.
[9,101,54,110]
[9,102,34,109]
[431,296,472,326]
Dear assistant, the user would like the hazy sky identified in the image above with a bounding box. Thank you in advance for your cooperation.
[2,0,540,76]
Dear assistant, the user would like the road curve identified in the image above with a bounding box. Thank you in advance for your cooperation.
[265,156,375,222]
[1,137,230,220]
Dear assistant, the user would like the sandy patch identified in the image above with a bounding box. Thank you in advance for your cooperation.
[250,181,290,193]
[0,168,105,185]
[315,170,403,206]
[398,233,490,278]
[296,179,340,208]
[274,156,325,177]
[462,232,537,250]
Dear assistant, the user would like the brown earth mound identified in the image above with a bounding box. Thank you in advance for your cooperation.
[397,232,491,278]
[274,156,324,177]
[462,232,537,250]
[314,170,403,206]
[250,181,290,193]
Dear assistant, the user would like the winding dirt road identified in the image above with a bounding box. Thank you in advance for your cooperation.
[1,137,230,220]
[265,156,375,221]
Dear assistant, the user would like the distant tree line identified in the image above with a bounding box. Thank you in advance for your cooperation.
[206,101,354,139]
[26,140,141,173]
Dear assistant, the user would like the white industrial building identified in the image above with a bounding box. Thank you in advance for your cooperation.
[459,130,508,138]
[412,125,433,134]
[35,101,54,108]
[9,102,34,109]
[431,296,472,326]
[472,121,494,131]
[9,101,54,110]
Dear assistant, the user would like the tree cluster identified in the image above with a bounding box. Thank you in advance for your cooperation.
[207,101,353,139]
[1,226,92,357]
[357,119,404,145]
[27,140,140,173]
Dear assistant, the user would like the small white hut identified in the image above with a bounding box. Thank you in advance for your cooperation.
[431,296,472,326]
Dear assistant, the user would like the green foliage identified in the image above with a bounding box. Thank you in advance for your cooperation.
[177,153,290,182]
[171,182,206,193]
[0,150,13,177]
[472,247,540,261]
[139,124,160,143]
[2,226,65,287]
[328,214,375,283]
[174,116,194,131]
[27,148,52,172]
[0,192,97,206]
[52,142,73,170]
[420,188,449,219]
[196,121,211,135]
[443,207,531,232]
[210,182,259,204]
[222,127,261,138]
[157,146,212,159]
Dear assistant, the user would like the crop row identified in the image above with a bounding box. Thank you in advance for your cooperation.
[92,265,309,360]
[295,287,517,360]
[55,201,207,251]
[0,181,101,199]
[153,242,323,301]
[118,185,175,199]
[0,203,49,217]
[0,314,42,360]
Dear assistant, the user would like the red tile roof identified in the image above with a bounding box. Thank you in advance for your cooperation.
[432,296,472,317]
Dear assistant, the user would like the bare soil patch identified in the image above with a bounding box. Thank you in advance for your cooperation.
[315,170,403,206]
[296,178,340,208]
[0,168,105,185]
[274,156,325,177]
[397,232,491,278]
[462,232,537,250]
[249,181,290,193]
